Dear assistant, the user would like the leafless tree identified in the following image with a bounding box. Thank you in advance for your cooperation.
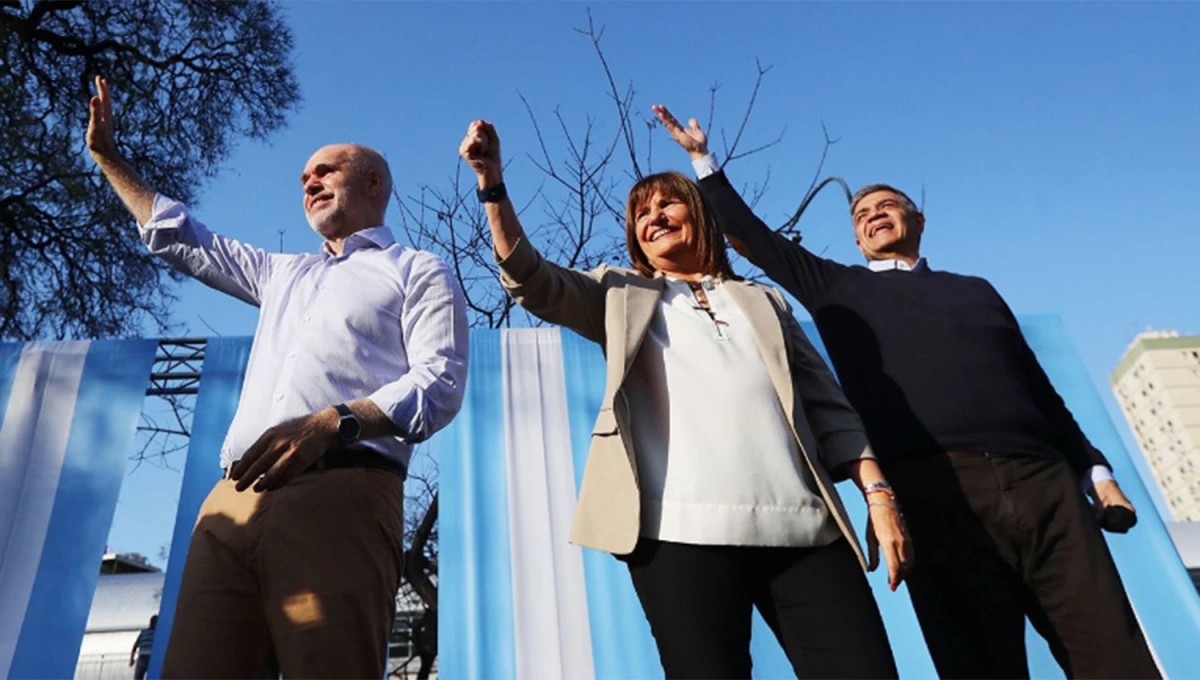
[0,0,300,341]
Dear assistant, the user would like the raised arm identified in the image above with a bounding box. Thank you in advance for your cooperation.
[459,120,607,343]
[88,76,154,225]
[88,76,271,306]
[652,105,845,310]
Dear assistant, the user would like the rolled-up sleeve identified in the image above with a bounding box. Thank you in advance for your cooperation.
[367,252,470,442]
[139,194,272,306]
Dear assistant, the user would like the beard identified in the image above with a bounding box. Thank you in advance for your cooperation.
[306,198,347,239]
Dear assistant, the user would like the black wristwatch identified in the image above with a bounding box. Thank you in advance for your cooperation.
[477,183,508,204]
[334,403,361,443]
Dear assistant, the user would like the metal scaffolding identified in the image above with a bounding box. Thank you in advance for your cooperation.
[146,338,206,397]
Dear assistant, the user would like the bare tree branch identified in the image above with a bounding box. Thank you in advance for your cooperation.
[719,58,785,169]
[777,121,852,241]
[574,9,643,180]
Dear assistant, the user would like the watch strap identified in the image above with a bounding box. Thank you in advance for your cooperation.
[477,183,508,204]
[334,403,360,442]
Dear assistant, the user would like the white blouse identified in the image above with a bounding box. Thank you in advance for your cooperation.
[624,276,841,548]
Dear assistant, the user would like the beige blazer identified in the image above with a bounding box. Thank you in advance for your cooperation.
[498,236,875,568]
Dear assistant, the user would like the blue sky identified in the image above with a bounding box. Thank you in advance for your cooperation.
[105,1,1200,563]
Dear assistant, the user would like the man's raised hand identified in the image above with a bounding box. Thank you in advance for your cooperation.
[652,104,709,160]
[85,75,155,225]
[459,119,503,187]
[87,76,119,162]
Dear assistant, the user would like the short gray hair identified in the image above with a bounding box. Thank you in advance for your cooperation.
[850,183,918,215]
[349,145,393,201]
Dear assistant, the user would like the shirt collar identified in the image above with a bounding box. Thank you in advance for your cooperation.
[867,257,928,273]
[654,271,723,290]
[320,225,396,257]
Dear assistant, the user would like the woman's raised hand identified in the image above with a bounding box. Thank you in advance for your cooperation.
[652,104,709,160]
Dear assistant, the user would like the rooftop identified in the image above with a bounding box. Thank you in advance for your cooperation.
[1110,331,1200,385]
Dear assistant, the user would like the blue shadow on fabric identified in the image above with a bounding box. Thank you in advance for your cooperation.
[147,337,253,680]
[439,319,1200,679]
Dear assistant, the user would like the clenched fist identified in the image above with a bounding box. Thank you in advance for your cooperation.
[459,119,503,188]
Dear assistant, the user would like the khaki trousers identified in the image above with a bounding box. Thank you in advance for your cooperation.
[161,468,404,678]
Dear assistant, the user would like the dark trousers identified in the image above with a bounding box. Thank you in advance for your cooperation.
[134,655,150,680]
[622,537,898,679]
[886,453,1159,679]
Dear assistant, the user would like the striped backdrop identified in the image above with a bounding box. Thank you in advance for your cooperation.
[3,321,1198,679]
[0,339,157,680]
[438,321,1200,679]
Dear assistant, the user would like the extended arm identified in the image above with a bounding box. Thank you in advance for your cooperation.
[88,76,154,225]
[88,76,272,306]
[459,120,608,343]
[653,105,845,309]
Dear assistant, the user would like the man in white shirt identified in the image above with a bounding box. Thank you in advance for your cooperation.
[87,76,468,677]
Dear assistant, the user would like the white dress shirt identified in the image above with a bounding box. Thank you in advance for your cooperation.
[140,195,469,469]
[692,152,1113,493]
[625,276,840,547]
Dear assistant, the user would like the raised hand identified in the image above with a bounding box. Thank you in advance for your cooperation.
[87,76,119,161]
[652,104,709,159]
[459,119,503,187]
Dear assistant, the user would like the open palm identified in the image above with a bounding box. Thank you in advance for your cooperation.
[652,104,709,158]
[87,76,118,160]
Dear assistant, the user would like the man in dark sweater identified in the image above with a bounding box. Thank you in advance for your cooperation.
[653,105,1158,679]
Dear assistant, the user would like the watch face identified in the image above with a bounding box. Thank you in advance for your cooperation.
[339,415,361,441]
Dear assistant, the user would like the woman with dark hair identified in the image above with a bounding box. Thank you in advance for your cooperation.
[460,119,910,679]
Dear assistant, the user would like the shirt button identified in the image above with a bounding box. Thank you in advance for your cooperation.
[274,393,284,402]
[288,351,297,359]
[303,314,311,322]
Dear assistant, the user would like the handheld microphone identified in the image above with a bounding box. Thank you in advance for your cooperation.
[1098,506,1137,534]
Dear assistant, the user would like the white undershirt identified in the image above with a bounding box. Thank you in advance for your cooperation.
[625,276,841,547]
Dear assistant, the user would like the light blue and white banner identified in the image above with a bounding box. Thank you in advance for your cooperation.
[0,339,157,680]
[439,321,1200,679]
[148,336,254,680]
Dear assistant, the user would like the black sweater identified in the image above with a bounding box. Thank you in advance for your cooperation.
[699,171,1108,475]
